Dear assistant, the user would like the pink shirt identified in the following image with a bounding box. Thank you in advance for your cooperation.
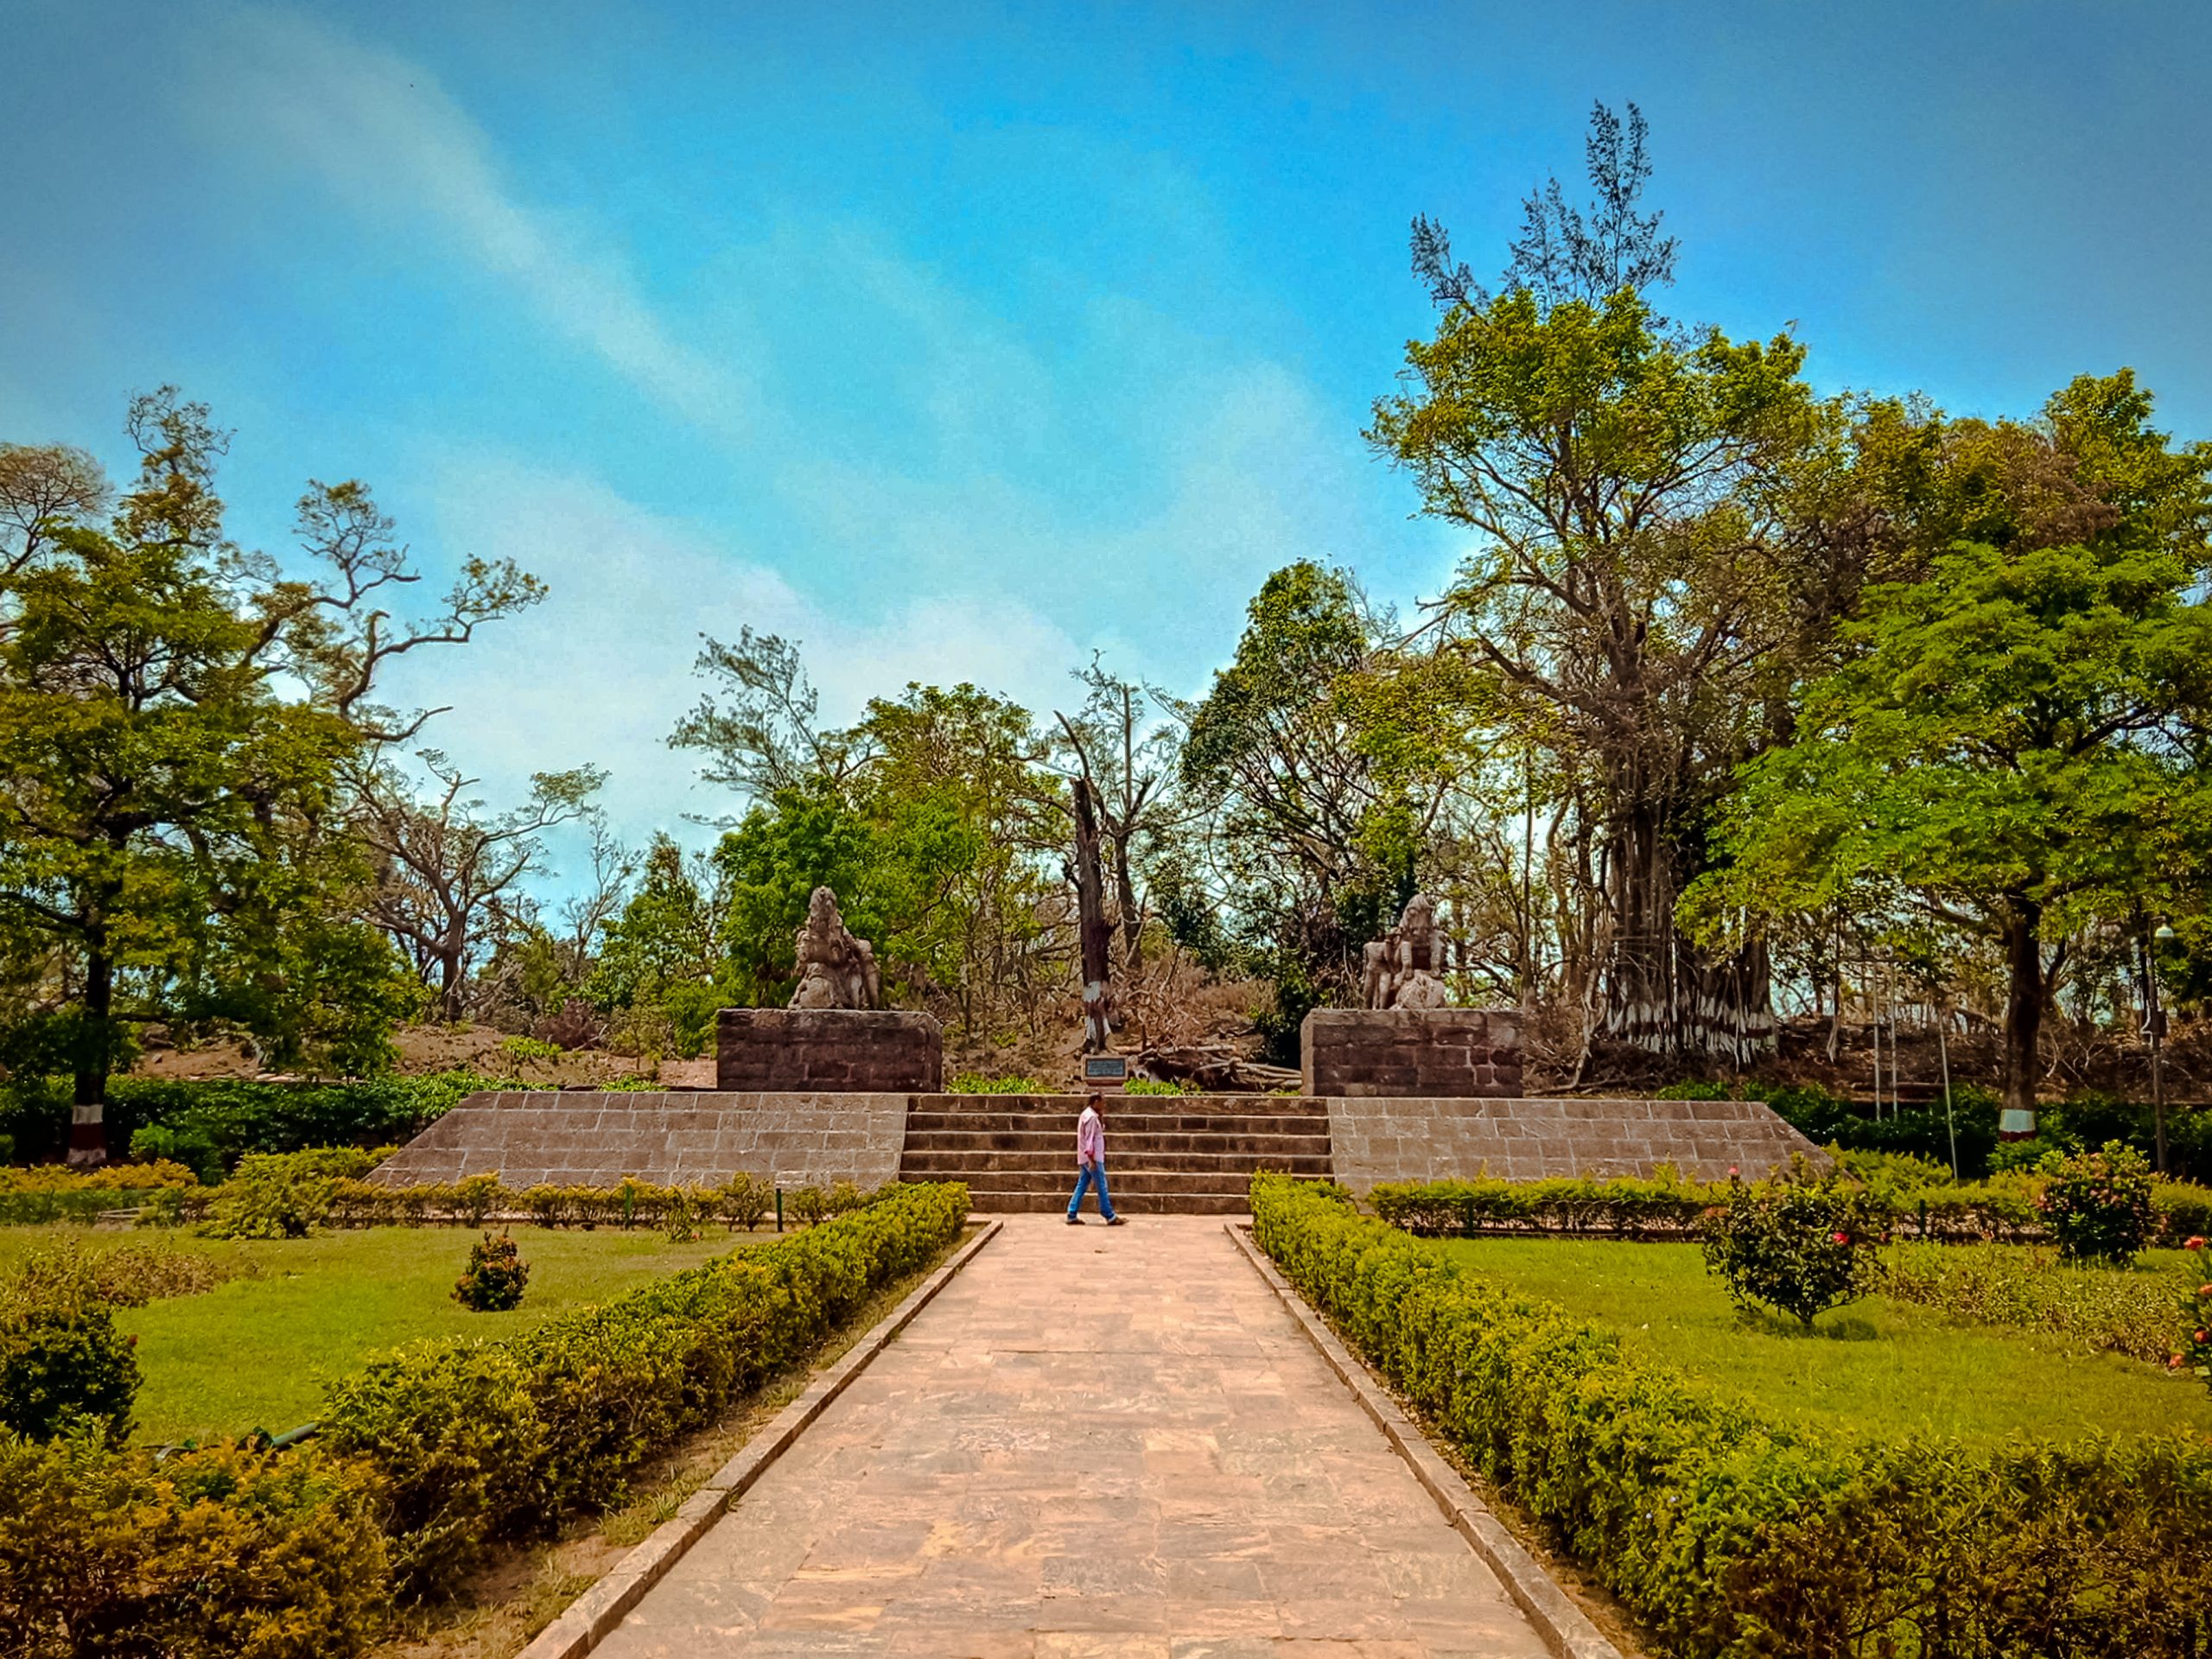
[1076,1106,1104,1166]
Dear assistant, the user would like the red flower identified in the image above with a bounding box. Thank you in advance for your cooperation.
[1832,1230,1850,1245]
[2190,1236,2208,1252]
[2173,1355,2188,1370]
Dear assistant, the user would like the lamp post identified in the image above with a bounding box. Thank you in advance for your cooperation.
[2150,922,2176,1174]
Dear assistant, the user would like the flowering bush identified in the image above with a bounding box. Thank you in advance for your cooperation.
[2174,1236,2212,1387]
[1699,1163,1884,1326]
[2037,1140,2155,1264]
[451,1233,530,1313]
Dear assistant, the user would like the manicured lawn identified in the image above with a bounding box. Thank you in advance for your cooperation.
[1440,1237,2212,1445]
[1,1224,765,1444]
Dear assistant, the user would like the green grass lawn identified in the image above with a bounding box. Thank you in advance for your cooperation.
[1,1224,764,1444]
[1440,1237,2212,1446]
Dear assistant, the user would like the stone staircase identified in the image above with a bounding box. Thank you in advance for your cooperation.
[898,1093,1333,1215]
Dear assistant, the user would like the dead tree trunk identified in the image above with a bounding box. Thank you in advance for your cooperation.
[1072,779,1114,1052]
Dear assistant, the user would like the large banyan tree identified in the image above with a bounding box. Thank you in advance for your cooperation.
[1370,104,1866,1065]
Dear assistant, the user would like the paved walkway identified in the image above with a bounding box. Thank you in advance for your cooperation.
[592,1215,1554,1658]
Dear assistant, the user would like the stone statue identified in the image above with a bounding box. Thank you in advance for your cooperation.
[790,887,882,1010]
[1362,893,1452,1011]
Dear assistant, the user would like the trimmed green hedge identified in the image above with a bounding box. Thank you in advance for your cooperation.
[0,1180,969,1647]
[1251,1173,2212,1657]
[1369,1165,2212,1249]
[0,1432,390,1659]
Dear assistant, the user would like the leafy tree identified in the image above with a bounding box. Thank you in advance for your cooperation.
[0,390,538,1160]
[668,626,857,804]
[1692,527,2212,1114]
[1373,187,1827,1061]
[588,834,732,1056]
[353,754,606,1020]
[1176,563,1473,1043]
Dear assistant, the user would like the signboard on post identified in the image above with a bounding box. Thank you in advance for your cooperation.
[1083,1054,1129,1091]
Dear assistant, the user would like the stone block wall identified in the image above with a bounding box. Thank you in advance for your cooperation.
[715,1007,943,1092]
[368,1091,910,1191]
[1301,1008,1522,1098]
[1325,1095,1825,1192]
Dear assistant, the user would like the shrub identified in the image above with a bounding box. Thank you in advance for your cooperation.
[320,1180,969,1594]
[0,1427,390,1656]
[1125,1077,1198,1096]
[2037,1140,2156,1264]
[0,1271,140,1445]
[126,1123,223,1184]
[948,1073,1050,1093]
[716,1170,774,1231]
[2176,1238,2212,1388]
[1700,1166,1884,1326]
[786,1183,830,1226]
[452,1233,531,1313]
[0,1159,203,1224]
[499,1034,563,1064]
[1251,1173,2212,1657]
[200,1147,385,1240]
[10,1238,232,1309]
[0,1071,505,1166]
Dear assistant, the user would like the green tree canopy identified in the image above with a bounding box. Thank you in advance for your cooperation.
[0,391,539,1159]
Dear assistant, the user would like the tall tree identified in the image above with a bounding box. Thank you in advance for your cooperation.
[1691,375,2212,1114]
[353,754,606,1020]
[1052,658,1190,972]
[1373,106,1826,1065]
[0,390,540,1160]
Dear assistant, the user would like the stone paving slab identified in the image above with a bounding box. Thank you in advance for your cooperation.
[589,1215,1554,1659]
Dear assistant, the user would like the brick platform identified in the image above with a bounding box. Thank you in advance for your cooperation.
[367,1091,908,1190]
[1301,1007,1522,1098]
[715,1007,943,1092]
[1325,1094,1825,1192]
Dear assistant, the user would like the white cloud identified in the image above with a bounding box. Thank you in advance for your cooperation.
[375,450,1085,852]
[182,5,749,437]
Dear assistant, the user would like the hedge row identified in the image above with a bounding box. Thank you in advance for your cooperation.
[1250,1173,2212,1658]
[0,1180,970,1654]
[1368,1166,2212,1247]
[0,1071,532,1167]
[0,1160,203,1224]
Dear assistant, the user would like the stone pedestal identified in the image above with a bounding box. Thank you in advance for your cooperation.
[715,1007,944,1093]
[1300,1007,1522,1099]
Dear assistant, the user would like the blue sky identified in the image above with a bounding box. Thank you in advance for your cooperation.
[5,0,2209,852]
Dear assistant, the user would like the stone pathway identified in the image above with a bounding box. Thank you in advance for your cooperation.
[591,1214,1554,1658]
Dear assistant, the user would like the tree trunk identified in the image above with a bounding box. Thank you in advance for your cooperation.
[436,941,467,1022]
[2001,899,2045,1117]
[67,937,112,1167]
[1072,780,1113,1051]
[1681,938,1777,1067]
[1111,836,1142,973]
[1602,803,1675,1053]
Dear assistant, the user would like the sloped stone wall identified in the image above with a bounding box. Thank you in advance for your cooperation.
[1325,1094,1823,1192]
[367,1091,909,1190]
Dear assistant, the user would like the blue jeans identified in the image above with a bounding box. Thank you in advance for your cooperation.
[1067,1160,1116,1220]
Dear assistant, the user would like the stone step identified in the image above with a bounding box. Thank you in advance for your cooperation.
[900,1147,1334,1176]
[902,1129,1332,1158]
[917,1094,1324,1115]
[907,1166,1294,1197]
[906,1111,1328,1136]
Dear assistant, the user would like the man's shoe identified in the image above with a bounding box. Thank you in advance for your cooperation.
[1065,1215,1084,1225]
[1106,1216,1127,1226]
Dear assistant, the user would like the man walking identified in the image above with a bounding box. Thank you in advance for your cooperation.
[1066,1091,1126,1225]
